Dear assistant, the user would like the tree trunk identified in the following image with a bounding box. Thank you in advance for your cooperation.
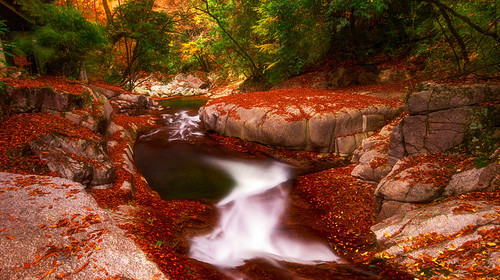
[436,5,470,68]
[102,0,113,25]
[199,0,260,76]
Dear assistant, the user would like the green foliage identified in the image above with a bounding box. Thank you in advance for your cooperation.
[109,1,174,88]
[186,0,331,84]
[253,0,329,82]
[16,2,107,76]
[0,20,15,60]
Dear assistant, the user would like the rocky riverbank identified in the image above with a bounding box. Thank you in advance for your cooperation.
[1,73,498,279]
[200,82,500,279]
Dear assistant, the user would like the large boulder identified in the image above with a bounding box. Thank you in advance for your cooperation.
[0,172,167,280]
[388,83,500,165]
[29,134,116,186]
[371,198,500,279]
[199,89,402,155]
[373,154,499,221]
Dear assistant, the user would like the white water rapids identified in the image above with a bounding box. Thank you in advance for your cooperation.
[148,107,342,268]
[189,158,342,268]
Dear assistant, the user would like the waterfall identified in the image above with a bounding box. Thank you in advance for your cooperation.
[189,158,342,268]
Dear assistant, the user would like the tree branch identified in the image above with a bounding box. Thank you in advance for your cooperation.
[198,0,260,76]
[428,0,500,45]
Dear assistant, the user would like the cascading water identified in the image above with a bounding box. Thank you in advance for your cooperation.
[137,102,342,271]
[164,110,204,141]
[189,158,342,268]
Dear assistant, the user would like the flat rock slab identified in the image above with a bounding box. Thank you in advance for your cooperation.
[371,198,500,278]
[199,89,402,155]
[0,172,166,280]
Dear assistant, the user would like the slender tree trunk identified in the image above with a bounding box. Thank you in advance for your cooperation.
[428,0,500,45]
[436,5,470,68]
[436,16,462,71]
[200,0,260,76]
[102,0,113,25]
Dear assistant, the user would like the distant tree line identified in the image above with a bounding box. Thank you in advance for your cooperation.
[1,0,498,88]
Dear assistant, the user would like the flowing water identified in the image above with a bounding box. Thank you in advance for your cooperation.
[136,97,339,267]
[134,97,392,279]
[189,158,341,268]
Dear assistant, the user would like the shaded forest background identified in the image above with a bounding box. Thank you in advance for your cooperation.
[1,0,499,89]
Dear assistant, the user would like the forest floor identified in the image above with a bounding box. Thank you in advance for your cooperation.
[1,73,498,279]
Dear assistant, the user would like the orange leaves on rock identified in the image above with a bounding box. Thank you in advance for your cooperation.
[453,202,481,214]
[0,76,85,95]
[405,226,500,278]
[389,153,476,189]
[206,88,403,121]
[0,113,102,175]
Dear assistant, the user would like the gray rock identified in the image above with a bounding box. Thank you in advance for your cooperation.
[387,121,406,167]
[308,113,336,152]
[89,85,122,99]
[444,159,500,197]
[371,198,499,278]
[389,84,500,162]
[200,98,401,155]
[0,172,167,280]
[5,85,84,113]
[29,134,115,186]
[376,200,418,222]
[260,114,308,149]
[375,161,444,203]
[401,115,427,154]
[406,83,500,114]
[351,120,398,182]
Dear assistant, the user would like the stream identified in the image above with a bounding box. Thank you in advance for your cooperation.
[133,97,386,279]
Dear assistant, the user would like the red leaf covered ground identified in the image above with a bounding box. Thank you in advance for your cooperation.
[0,113,102,175]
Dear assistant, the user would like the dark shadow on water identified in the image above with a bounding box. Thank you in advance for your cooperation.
[134,141,236,201]
[158,96,209,109]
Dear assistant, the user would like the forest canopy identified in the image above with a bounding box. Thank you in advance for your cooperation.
[2,0,499,87]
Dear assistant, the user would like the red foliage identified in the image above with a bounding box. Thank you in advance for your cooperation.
[0,76,86,95]
[207,88,403,121]
[0,113,102,175]
[295,165,376,261]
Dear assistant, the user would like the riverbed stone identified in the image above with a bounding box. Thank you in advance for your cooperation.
[0,172,167,280]
[199,90,402,155]
[371,198,500,278]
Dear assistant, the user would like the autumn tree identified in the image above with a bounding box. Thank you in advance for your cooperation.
[15,1,107,77]
[327,0,500,77]
[105,0,175,89]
